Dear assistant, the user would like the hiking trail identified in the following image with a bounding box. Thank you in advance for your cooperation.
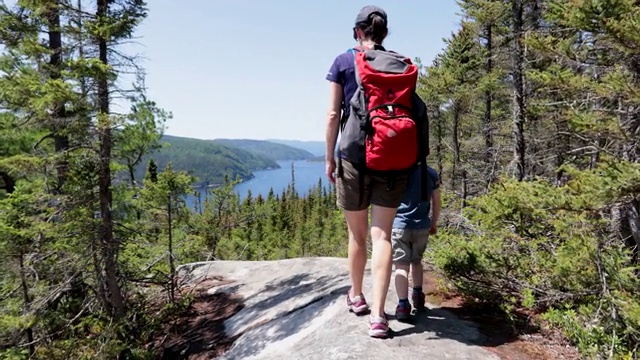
[174,257,499,360]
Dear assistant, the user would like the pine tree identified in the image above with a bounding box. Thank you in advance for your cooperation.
[457,0,510,186]
[146,158,159,183]
[426,21,482,206]
[115,79,169,187]
[0,0,169,355]
[422,1,640,358]
[510,0,527,181]
[138,163,195,301]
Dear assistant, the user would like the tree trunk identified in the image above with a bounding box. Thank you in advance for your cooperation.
[129,163,142,220]
[526,0,543,30]
[77,0,88,97]
[620,101,640,261]
[461,169,468,208]
[612,201,640,264]
[554,119,568,185]
[168,195,175,302]
[97,0,124,319]
[128,164,136,188]
[434,105,444,178]
[511,0,526,181]
[483,22,494,167]
[589,138,605,170]
[91,240,108,315]
[18,252,34,355]
[451,102,461,191]
[627,198,640,263]
[46,2,69,192]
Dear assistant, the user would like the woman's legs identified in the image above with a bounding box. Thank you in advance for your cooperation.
[336,160,371,313]
[369,204,397,318]
[343,209,369,303]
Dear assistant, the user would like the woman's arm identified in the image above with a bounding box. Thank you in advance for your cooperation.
[325,82,343,183]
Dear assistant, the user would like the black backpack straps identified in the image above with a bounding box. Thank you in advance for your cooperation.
[339,107,348,132]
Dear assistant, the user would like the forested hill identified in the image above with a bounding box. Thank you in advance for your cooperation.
[213,139,315,160]
[134,135,280,188]
[267,139,326,157]
[133,135,318,188]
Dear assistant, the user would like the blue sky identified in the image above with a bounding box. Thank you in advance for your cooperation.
[123,1,462,141]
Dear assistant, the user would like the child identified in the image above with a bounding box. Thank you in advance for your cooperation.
[391,165,441,321]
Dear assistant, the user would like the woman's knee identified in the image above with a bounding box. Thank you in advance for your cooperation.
[370,227,390,243]
[370,205,397,242]
[344,209,369,243]
[349,230,367,245]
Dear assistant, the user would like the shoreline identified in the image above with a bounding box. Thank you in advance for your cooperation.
[195,158,320,191]
[191,159,327,198]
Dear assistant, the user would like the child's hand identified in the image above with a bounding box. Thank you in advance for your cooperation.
[429,226,437,235]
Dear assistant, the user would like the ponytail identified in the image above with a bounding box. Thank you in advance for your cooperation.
[356,13,388,44]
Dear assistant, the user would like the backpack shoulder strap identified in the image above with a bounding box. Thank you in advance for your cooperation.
[347,46,366,54]
[338,47,364,131]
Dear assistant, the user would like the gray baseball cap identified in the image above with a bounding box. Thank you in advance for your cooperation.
[354,5,388,26]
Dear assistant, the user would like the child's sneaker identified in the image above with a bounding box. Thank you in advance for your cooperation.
[346,291,369,315]
[412,290,426,312]
[395,301,412,322]
[368,314,390,338]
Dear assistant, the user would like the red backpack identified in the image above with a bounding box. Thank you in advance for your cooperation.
[337,45,430,205]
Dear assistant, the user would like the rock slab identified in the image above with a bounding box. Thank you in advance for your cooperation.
[177,257,499,360]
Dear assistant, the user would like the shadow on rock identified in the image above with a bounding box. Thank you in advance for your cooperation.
[438,301,541,348]
[389,308,486,344]
[222,272,350,359]
[390,302,540,350]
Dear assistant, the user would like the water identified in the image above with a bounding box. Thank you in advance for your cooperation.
[234,160,327,199]
[186,160,327,208]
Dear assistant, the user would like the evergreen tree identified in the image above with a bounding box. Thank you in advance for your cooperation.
[137,163,194,301]
[0,0,171,356]
[423,1,640,358]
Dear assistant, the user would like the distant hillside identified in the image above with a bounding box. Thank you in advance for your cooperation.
[135,135,279,188]
[213,139,315,160]
[268,139,325,157]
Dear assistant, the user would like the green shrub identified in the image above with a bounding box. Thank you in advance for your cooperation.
[430,162,640,359]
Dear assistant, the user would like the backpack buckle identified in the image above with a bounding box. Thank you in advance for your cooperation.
[387,105,395,116]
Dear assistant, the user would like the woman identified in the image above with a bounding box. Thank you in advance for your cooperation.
[324,5,408,338]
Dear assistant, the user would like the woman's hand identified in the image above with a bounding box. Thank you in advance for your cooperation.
[326,158,336,184]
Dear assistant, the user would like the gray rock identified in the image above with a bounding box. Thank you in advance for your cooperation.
[177,257,498,360]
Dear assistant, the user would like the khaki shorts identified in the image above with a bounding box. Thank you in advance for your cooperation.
[392,228,430,264]
[336,160,408,211]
